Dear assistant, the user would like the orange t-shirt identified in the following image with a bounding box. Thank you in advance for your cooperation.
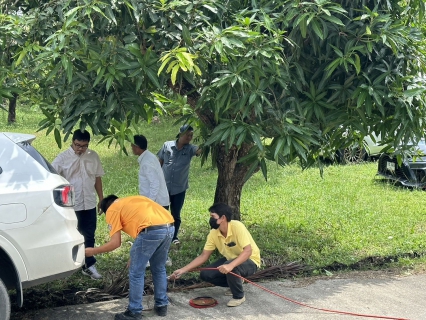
[105,196,174,238]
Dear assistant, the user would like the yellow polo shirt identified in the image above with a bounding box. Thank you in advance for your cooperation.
[106,196,174,238]
[204,220,261,267]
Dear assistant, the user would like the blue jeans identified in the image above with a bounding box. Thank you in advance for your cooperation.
[128,225,174,313]
[169,191,186,240]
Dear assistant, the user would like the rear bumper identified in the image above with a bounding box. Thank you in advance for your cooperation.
[22,268,80,289]
[5,205,85,286]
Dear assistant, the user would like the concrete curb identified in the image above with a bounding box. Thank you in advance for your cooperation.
[12,272,426,320]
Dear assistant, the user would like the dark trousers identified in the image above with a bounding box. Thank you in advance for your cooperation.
[200,258,258,299]
[75,207,97,268]
[169,191,186,240]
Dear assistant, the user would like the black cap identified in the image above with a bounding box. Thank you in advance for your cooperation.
[176,124,193,138]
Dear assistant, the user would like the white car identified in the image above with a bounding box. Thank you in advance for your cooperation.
[340,133,384,163]
[0,132,85,320]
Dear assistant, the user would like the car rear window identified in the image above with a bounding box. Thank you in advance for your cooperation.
[18,142,58,174]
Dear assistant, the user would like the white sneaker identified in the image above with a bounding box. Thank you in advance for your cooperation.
[146,258,171,268]
[166,257,172,267]
[82,265,102,280]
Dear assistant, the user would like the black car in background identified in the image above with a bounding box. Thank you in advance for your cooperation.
[377,139,426,188]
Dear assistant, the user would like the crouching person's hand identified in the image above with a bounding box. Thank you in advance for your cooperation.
[85,247,95,257]
[169,268,185,280]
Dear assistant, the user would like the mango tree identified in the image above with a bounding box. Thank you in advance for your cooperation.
[6,0,426,219]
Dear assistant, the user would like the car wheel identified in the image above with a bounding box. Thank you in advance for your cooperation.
[0,278,10,320]
[343,146,367,164]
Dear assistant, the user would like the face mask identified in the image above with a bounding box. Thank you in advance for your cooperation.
[209,217,220,229]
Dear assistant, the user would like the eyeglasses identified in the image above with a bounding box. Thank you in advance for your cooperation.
[73,142,89,149]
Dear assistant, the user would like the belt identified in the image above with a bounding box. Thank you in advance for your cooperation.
[139,223,174,234]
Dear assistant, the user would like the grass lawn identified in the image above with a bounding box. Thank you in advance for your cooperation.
[2,105,426,301]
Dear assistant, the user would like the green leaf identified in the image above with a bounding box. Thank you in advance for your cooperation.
[354,54,361,74]
[171,64,180,85]
[146,68,161,89]
[322,15,345,26]
[249,93,257,104]
[54,128,62,148]
[47,63,62,81]
[93,67,106,87]
[181,25,193,46]
[145,26,157,34]
[251,132,263,151]
[64,6,82,17]
[123,34,137,43]
[243,160,260,183]
[106,75,114,91]
[294,13,309,38]
[357,91,367,108]
[221,37,232,49]
[311,19,324,40]
[365,26,371,35]
[15,49,27,66]
[227,37,245,48]
[404,88,425,97]
[61,55,68,71]
[158,57,172,75]
[214,41,223,55]
[105,6,117,25]
[236,130,247,146]
[202,4,218,13]
[274,138,285,160]
[260,158,267,181]
[67,62,73,83]
[325,59,341,77]
[91,5,108,20]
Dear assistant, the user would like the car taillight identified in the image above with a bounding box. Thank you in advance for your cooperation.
[53,185,75,207]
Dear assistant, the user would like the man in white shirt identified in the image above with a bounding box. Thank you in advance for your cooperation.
[52,130,104,280]
[131,135,170,209]
[131,135,172,268]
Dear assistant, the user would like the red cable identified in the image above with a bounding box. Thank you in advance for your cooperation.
[194,267,409,320]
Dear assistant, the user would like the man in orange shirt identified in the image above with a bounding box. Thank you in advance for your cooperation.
[85,195,174,320]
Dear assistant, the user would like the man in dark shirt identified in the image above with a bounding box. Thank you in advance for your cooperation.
[157,125,201,245]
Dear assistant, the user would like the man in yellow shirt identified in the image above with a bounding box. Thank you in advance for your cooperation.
[85,195,174,320]
[170,203,260,307]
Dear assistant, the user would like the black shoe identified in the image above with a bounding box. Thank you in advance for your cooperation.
[114,309,142,320]
[154,305,167,317]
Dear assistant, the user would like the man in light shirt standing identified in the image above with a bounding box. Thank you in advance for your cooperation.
[131,135,169,209]
[131,134,172,267]
[52,130,104,280]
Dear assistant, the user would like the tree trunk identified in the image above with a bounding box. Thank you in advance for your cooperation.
[7,94,17,124]
[213,143,256,220]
